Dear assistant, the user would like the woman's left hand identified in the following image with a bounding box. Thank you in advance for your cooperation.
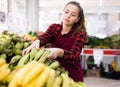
[45,48,64,59]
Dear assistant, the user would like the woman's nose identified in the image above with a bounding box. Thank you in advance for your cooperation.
[67,13,71,18]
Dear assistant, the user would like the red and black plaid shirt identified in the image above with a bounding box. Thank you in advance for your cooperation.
[38,23,86,62]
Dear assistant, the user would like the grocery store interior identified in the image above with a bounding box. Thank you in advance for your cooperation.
[0,0,120,87]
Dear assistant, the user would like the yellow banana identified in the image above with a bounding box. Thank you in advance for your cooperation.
[17,61,39,85]
[52,76,62,87]
[35,67,50,87]
[46,68,56,87]
[0,68,10,81]
[61,73,70,87]
[24,77,37,87]
[22,62,46,86]
[8,69,20,87]
[0,59,6,67]
[6,69,18,83]
[0,63,10,81]
[0,63,9,70]
[69,78,76,87]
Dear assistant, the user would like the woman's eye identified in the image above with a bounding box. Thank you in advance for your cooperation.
[65,11,69,13]
[72,14,76,17]
[65,12,68,13]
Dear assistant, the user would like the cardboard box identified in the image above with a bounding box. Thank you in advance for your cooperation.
[87,69,100,77]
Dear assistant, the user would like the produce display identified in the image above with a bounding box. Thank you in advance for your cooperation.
[0,30,31,62]
[0,31,87,87]
[85,34,120,49]
[8,61,85,87]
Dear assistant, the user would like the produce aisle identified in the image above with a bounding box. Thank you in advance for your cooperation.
[0,31,87,87]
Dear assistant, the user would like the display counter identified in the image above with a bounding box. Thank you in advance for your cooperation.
[81,48,120,56]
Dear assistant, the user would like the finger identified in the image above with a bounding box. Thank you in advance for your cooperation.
[22,49,29,56]
[22,50,26,56]
[47,54,52,59]
[36,46,39,50]
[44,48,49,50]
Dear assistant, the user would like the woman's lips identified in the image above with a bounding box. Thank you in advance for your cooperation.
[64,19,70,23]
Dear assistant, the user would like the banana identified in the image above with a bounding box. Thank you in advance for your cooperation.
[52,76,62,87]
[14,48,22,55]
[17,61,39,85]
[0,59,6,66]
[49,61,60,69]
[0,63,9,70]
[76,82,87,87]
[0,53,7,59]
[0,63,9,81]
[35,67,50,87]
[34,49,45,61]
[46,68,56,87]
[22,62,46,86]
[15,42,23,49]
[29,48,38,61]
[69,78,76,87]
[23,42,30,49]
[61,73,70,87]
[9,55,21,64]
[8,69,20,87]
[0,68,10,81]
[8,78,18,87]
[25,77,37,87]
[56,69,62,76]
[44,58,53,66]
[17,53,30,67]
[6,69,18,83]
[38,50,50,63]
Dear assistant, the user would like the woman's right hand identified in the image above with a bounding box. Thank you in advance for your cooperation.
[22,39,40,56]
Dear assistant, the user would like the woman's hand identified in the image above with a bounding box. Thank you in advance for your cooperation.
[22,39,40,55]
[45,48,64,59]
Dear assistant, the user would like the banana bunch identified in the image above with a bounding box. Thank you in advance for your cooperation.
[0,30,31,63]
[0,34,11,45]
[9,47,62,70]
[8,61,50,87]
[0,34,12,54]
[8,48,50,70]
[8,61,87,87]
[23,34,37,41]
[15,48,50,68]
[0,59,11,83]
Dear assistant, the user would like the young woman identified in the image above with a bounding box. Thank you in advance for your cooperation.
[22,1,87,82]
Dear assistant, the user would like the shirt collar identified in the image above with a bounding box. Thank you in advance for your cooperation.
[56,24,75,36]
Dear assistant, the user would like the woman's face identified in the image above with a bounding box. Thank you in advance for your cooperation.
[62,4,80,26]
